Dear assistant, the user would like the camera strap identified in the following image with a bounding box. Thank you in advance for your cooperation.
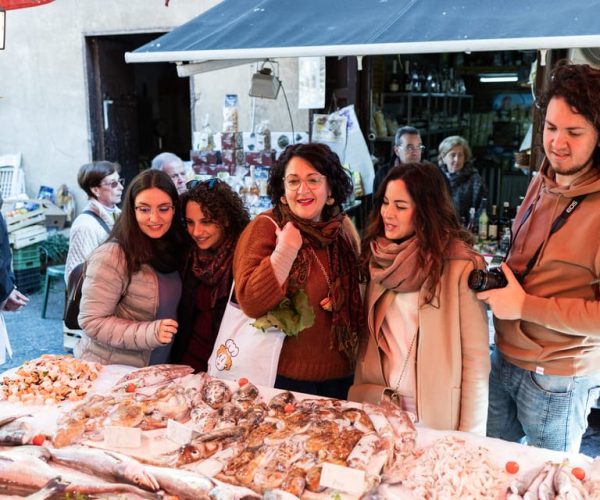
[510,194,586,279]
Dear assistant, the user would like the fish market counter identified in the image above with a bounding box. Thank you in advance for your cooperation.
[0,355,598,499]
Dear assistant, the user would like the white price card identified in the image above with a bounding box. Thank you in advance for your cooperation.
[166,418,199,445]
[104,426,141,448]
[320,462,366,494]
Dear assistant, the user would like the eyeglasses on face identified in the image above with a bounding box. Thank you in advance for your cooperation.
[397,145,426,153]
[283,174,326,191]
[134,204,175,216]
[101,177,125,189]
[186,178,220,190]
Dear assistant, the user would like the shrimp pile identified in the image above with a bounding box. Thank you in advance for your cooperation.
[1,355,102,404]
[390,435,507,499]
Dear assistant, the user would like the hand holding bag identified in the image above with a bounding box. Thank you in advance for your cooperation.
[207,283,285,387]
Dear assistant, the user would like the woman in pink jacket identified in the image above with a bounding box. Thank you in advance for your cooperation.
[350,162,490,434]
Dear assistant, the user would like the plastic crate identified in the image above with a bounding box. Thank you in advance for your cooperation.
[9,224,47,249]
[14,267,42,294]
[11,243,41,271]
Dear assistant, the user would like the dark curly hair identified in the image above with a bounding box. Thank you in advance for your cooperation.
[268,143,354,220]
[361,162,473,304]
[180,179,250,241]
[538,60,600,165]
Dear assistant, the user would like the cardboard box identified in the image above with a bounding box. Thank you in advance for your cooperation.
[245,151,275,167]
[9,224,47,249]
[220,132,243,150]
[190,150,219,166]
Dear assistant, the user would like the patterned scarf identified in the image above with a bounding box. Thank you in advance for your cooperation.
[191,236,236,307]
[274,205,364,364]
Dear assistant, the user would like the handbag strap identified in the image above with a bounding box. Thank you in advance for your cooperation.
[82,210,110,234]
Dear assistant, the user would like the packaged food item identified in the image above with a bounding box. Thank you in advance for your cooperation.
[255,120,272,152]
[197,113,215,151]
[223,94,239,132]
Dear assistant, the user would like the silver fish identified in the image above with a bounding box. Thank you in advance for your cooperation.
[24,476,69,499]
[145,464,215,499]
[113,364,194,391]
[0,418,32,446]
[49,445,160,491]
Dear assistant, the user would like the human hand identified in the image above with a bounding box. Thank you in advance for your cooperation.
[476,263,526,320]
[2,289,29,312]
[157,319,178,344]
[275,221,303,253]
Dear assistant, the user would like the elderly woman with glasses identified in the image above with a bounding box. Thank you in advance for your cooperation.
[171,179,250,372]
[437,135,487,223]
[75,169,186,367]
[233,143,364,399]
[65,161,124,283]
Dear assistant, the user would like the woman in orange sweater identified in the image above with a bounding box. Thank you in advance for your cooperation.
[233,143,363,399]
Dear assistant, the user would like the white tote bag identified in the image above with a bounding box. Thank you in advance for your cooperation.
[207,283,285,388]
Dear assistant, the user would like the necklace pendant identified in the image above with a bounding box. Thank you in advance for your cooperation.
[319,296,333,312]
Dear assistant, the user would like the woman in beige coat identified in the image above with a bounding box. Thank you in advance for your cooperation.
[349,162,490,435]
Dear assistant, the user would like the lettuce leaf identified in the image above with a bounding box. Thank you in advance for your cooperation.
[251,288,315,337]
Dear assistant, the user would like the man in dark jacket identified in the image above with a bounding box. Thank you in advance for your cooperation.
[0,194,29,312]
[373,126,424,194]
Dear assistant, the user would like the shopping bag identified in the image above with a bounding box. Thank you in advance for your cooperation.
[0,313,12,365]
[207,284,285,388]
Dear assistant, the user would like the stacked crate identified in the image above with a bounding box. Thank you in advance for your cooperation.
[11,243,41,293]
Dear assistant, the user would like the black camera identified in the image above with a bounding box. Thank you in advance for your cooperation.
[468,267,508,292]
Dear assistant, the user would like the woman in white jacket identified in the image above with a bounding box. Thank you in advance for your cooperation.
[75,169,185,367]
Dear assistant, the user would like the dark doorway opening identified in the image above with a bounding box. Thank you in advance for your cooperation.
[85,33,191,185]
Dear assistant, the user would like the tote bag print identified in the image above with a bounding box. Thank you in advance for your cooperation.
[208,291,285,388]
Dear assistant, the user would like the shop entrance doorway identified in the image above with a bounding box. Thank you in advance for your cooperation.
[85,33,191,184]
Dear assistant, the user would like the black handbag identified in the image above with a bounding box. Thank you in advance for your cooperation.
[63,261,86,330]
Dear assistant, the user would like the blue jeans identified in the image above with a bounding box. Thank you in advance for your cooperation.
[487,348,600,453]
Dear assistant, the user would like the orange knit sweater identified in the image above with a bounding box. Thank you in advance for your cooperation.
[233,211,361,381]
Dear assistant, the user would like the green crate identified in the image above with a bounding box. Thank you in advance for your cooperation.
[12,243,41,271]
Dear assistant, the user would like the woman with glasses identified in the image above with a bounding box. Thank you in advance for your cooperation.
[171,179,250,372]
[75,169,185,367]
[350,162,489,434]
[233,143,364,399]
[437,135,487,223]
[65,161,124,283]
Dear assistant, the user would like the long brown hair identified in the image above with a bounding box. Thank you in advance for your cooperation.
[109,169,185,279]
[361,162,472,302]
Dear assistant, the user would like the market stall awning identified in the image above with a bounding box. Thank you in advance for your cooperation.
[125,0,600,67]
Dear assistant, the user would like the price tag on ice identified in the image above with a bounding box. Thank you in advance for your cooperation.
[166,418,200,445]
[104,426,141,448]
[320,462,365,494]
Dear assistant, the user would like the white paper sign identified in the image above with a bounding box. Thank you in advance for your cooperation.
[104,426,141,448]
[166,418,199,445]
[320,462,366,494]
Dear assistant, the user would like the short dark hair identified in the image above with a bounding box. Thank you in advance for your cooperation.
[538,60,600,165]
[268,143,354,220]
[77,161,120,199]
[395,126,421,146]
[180,179,250,242]
[110,169,184,278]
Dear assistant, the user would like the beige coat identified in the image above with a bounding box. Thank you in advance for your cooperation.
[353,257,490,435]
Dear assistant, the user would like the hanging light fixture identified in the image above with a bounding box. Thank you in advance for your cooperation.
[249,61,281,100]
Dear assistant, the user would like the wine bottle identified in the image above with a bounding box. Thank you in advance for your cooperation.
[488,205,499,241]
[478,198,489,242]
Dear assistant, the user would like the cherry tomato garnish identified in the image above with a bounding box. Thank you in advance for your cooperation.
[505,461,520,474]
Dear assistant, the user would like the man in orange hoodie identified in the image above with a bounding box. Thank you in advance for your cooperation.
[477,61,600,453]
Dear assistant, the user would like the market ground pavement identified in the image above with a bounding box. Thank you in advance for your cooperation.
[1,278,599,458]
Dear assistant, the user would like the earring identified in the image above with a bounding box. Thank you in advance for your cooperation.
[326,196,335,206]
[280,196,288,205]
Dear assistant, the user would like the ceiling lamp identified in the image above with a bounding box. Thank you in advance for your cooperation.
[249,61,281,100]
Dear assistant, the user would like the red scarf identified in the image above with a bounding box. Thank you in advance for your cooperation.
[191,236,235,307]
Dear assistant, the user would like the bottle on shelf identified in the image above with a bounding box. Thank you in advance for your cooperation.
[499,227,511,255]
[466,207,478,241]
[498,201,511,238]
[411,62,421,93]
[478,198,489,242]
[404,60,412,92]
[389,58,400,92]
[488,205,499,241]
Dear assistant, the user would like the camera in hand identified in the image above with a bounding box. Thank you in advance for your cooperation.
[468,267,508,292]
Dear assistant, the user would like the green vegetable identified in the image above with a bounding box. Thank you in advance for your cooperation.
[252,288,315,337]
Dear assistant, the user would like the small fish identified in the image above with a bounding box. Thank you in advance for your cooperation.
[113,364,194,391]
[0,418,32,446]
[144,464,215,498]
